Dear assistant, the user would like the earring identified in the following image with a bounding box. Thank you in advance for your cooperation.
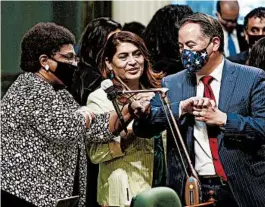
[45,65,49,71]
[109,70,115,80]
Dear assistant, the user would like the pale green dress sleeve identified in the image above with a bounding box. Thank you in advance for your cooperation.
[87,88,125,163]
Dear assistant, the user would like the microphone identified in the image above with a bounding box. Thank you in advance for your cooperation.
[101,79,128,133]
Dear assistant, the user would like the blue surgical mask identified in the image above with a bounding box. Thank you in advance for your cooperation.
[181,40,212,73]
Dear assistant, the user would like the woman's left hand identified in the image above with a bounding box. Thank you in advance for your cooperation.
[129,92,155,117]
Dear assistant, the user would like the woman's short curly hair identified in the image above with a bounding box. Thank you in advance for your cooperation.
[20,22,75,72]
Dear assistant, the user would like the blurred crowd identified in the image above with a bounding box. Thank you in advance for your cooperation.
[1,1,265,207]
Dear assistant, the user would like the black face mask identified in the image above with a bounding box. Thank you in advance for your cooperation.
[248,34,265,48]
[49,60,78,88]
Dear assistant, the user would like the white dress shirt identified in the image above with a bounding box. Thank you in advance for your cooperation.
[223,29,241,57]
[194,58,225,175]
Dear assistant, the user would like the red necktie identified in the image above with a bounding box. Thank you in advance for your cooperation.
[201,76,227,181]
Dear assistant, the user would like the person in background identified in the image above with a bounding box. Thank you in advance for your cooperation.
[70,17,121,105]
[133,13,265,207]
[1,22,148,207]
[69,17,122,207]
[216,0,248,57]
[122,21,146,39]
[144,4,193,78]
[248,37,265,70]
[87,31,166,207]
[228,7,265,64]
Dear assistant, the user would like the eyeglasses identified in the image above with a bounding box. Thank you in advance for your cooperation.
[58,53,80,63]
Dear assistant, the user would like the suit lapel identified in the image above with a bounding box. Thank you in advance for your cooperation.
[218,59,238,145]
[183,74,196,100]
[219,59,238,113]
[183,74,196,157]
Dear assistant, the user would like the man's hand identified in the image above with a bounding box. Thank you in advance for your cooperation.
[180,97,198,115]
[181,97,226,126]
[193,103,227,127]
[181,97,216,115]
[192,97,216,109]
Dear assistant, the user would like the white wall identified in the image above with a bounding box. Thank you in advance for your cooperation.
[112,1,171,26]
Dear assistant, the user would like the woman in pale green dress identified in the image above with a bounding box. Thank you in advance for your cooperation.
[87,31,167,207]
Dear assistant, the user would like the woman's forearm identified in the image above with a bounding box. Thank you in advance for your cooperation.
[108,104,134,134]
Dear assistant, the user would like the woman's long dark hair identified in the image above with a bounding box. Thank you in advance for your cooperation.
[70,18,121,105]
[79,17,122,67]
[144,5,193,63]
[144,5,193,77]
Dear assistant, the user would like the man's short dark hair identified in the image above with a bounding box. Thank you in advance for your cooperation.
[20,22,75,72]
[244,7,265,29]
[178,12,224,53]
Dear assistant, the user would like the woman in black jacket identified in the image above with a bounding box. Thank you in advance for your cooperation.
[71,17,121,106]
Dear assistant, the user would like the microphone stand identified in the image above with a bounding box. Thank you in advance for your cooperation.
[120,88,169,95]
[158,91,214,207]
[123,88,214,207]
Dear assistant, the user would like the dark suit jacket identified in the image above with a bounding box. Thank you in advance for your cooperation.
[152,59,184,76]
[134,59,265,207]
[228,50,249,65]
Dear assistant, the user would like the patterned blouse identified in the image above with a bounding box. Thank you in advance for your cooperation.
[1,72,115,207]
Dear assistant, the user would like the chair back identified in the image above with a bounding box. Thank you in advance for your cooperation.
[130,187,182,207]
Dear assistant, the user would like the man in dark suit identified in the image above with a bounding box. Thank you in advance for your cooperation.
[228,7,265,64]
[133,13,265,207]
[216,0,248,57]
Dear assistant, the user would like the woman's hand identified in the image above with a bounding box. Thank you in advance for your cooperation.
[129,92,155,118]
[120,128,136,152]
[109,92,155,134]
[76,106,95,128]
[134,92,155,102]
